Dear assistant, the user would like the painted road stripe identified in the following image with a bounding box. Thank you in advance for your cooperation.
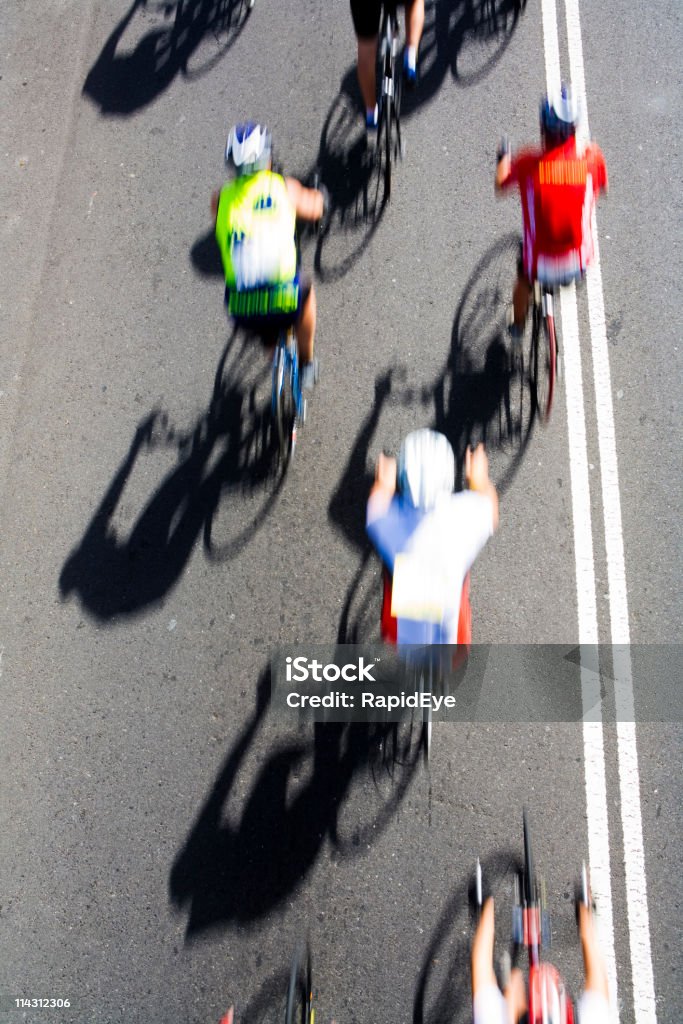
[565,0,658,1019]
[539,0,619,1017]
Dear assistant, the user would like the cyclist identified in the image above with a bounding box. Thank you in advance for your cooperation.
[350,0,425,137]
[366,430,498,645]
[471,896,610,1023]
[212,122,325,387]
[495,85,608,338]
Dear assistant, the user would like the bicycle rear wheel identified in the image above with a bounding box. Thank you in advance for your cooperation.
[274,341,296,463]
[531,298,557,422]
[285,944,313,1024]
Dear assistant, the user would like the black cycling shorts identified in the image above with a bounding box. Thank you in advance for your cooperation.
[226,277,311,344]
[351,0,401,40]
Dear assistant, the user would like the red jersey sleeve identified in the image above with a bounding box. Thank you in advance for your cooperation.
[586,142,608,191]
[502,148,541,190]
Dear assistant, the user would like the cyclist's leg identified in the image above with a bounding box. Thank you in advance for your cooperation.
[350,0,381,120]
[296,280,315,366]
[404,0,425,73]
[513,245,532,330]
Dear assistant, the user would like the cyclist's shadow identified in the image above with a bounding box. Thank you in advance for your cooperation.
[169,667,422,935]
[328,368,419,642]
[82,0,253,116]
[300,68,388,284]
[59,330,284,620]
[432,232,536,497]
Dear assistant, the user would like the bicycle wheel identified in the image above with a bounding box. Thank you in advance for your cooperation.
[531,298,556,422]
[382,97,393,200]
[285,944,313,1024]
[274,342,296,463]
[523,807,535,906]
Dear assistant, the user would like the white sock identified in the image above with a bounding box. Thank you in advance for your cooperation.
[366,104,378,125]
[406,45,417,71]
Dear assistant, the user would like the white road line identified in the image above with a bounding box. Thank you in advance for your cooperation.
[539,0,619,1018]
[565,1,658,1019]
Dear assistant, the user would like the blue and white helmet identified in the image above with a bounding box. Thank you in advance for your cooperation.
[398,429,455,510]
[225,122,272,175]
[541,84,581,141]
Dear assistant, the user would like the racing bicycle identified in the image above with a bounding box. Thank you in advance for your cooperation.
[475,808,591,1023]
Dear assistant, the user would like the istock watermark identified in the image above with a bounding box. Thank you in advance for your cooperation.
[270,645,683,723]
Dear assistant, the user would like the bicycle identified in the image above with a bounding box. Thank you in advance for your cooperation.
[285,941,315,1024]
[377,2,404,200]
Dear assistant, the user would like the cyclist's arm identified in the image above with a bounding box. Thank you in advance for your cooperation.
[210,187,221,220]
[465,444,499,530]
[367,453,397,523]
[285,176,324,222]
[495,153,512,192]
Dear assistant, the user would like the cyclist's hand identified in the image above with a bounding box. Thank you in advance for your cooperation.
[496,135,510,163]
[465,443,490,492]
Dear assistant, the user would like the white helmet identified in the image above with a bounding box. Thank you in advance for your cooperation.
[398,429,455,510]
[225,122,272,175]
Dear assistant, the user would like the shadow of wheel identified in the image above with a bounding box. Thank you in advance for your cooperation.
[313,86,388,283]
[202,335,288,561]
[451,0,527,85]
[181,0,253,79]
[435,232,537,497]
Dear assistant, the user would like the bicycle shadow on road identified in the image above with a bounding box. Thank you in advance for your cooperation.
[412,849,520,1024]
[169,666,423,936]
[82,0,252,116]
[59,331,285,621]
[306,68,389,284]
[432,232,537,497]
[402,0,527,118]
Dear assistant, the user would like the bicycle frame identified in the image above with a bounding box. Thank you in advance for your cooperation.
[514,810,575,1024]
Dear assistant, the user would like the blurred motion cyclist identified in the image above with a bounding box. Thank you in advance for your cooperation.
[212,122,325,387]
[367,430,498,645]
[496,85,608,338]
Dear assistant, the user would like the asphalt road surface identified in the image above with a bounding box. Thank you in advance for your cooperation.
[1,1,681,1023]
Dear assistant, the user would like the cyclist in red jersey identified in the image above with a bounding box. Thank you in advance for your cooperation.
[496,85,608,336]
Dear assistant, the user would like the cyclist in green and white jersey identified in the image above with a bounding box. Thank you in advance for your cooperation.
[212,122,325,387]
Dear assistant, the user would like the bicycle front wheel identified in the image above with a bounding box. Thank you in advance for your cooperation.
[285,944,313,1024]
[531,302,556,422]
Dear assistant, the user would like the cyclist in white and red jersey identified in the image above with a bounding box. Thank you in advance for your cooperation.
[496,85,608,337]
[367,431,498,646]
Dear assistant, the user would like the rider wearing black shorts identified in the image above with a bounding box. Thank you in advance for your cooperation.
[349,0,424,131]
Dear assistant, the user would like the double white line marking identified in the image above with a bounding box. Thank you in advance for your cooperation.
[539,0,657,1020]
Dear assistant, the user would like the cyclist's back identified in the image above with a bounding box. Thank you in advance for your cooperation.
[497,85,608,298]
[366,431,498,645]
[212,122,324,380]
